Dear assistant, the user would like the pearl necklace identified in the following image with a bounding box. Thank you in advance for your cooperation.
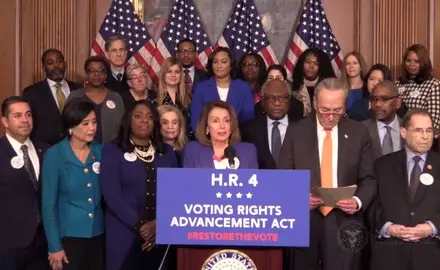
[131,140,155,163]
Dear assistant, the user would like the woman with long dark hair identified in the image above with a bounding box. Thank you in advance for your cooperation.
[100,100,178,270]
[190,47,255,129]
[291,48,335,116]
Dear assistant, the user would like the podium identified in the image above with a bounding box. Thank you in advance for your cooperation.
[177,247,282,269]
[157,169,310,269]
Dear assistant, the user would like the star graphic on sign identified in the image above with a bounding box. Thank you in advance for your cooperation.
[246,192,253,199]
[216,192,222,198]
[226,192,232,199]
[236,192,243,199]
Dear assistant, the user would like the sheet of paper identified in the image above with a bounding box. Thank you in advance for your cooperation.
[310,185,357,207]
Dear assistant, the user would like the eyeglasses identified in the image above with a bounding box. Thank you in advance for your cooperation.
[369,95,399,102]
[407,128,434,136]
[178,49,196,54]
[263,96,290,103]
[129,73,146,81]
[241,62,259,68]
[317,107,345,117]
[86,69,107,74]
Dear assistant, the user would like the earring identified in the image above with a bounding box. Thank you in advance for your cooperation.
[206,129,209,135]
[69,129,73,135]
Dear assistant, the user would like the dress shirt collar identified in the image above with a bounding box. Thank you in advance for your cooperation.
[377,115,400,132]
[267,114,289,127]
[5,133,33,155]
[316,116,338,134]
[405,146,428,164]
[111,65,125,79]
[47,78,66,88]
[184,66,195,73]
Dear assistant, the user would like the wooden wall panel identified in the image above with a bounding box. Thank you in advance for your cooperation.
[373,0,429,79]
[21,0,93,90]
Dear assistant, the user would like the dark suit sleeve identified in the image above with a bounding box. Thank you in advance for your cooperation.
[248,144,258,169]
[372,159,387,232]
[190,85,204,130]
[277,125,295,169]
[353,126,376,210]
[100,144,140,229]
[182,144,196,168]
[239,82,255,123]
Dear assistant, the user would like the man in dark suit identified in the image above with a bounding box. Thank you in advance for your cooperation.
[241,79,296,169]
[175,38,208,97]
[363,81,404,160]
[278,78,376,270]
[22,49,80,146]
[104,34,130,93]
[0,96,49,270]
[371,109,440,270]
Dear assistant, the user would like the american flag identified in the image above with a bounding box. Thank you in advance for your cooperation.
[151,0,213,85]
[90,0,158,84]
[284,0,343,80]
[215,0,278,67]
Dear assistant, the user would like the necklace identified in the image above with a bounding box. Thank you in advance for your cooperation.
[130,139,155,163]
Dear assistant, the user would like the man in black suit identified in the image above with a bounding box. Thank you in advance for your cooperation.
[363,81,404,160]
[0,96,49,270]
[241,79,295,169]
[104,34,130,93]
[22,49,80,146]
[278,78,376,270]
[371,109,440,270]
[175,38,208,97]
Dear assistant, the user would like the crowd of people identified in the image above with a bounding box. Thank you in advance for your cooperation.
[1,33,440,270]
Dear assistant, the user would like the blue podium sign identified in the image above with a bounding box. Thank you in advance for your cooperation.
[156,169,310,247]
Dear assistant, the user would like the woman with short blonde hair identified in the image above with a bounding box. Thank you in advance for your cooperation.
[120,64,153,109]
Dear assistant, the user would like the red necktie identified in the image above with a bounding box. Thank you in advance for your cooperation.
[184,69,193,96]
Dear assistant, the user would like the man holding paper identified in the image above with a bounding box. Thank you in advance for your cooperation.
[278,78,376,270]
[371,109,440,270]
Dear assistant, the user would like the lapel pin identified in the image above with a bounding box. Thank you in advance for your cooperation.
[92,156,96,160]
[427,164,432,170]
[38,149,42,153]
[344,134,348,139]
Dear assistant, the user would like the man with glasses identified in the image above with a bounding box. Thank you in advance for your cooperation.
[371,108,440,270]
[175,38,208,97]
[104,34,130,93]
[241,79,293,169]
[278,78,376,270]
[363,81,404,160]
[23,49,80,146]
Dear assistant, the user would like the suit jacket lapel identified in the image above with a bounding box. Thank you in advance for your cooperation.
[260,117,275,165]
[394,150,411,207]
[412,152,434,207]
[226,80,238,107]
[337,119,348,186]
[200,145,215,168]
[368,120,383,159]
[308,117,321,186]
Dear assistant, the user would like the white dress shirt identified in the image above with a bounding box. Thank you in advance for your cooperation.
[217,87,229,102]
[47,78,71,107]
[184,66,195,82]
[267,115,289,153]
[316,118,362,209]
[6,133,40,180]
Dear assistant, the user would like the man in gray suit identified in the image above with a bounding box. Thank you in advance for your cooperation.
[363,81,403,160]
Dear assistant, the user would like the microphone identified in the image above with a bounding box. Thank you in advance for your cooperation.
[223,146,236,169]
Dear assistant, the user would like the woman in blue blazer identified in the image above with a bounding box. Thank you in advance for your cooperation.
[190,47,255,129]
[100,100,178,270]
[42,99,104,270]
[184,100,258,169]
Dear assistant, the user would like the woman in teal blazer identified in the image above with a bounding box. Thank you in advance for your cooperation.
[42,99,105,270]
